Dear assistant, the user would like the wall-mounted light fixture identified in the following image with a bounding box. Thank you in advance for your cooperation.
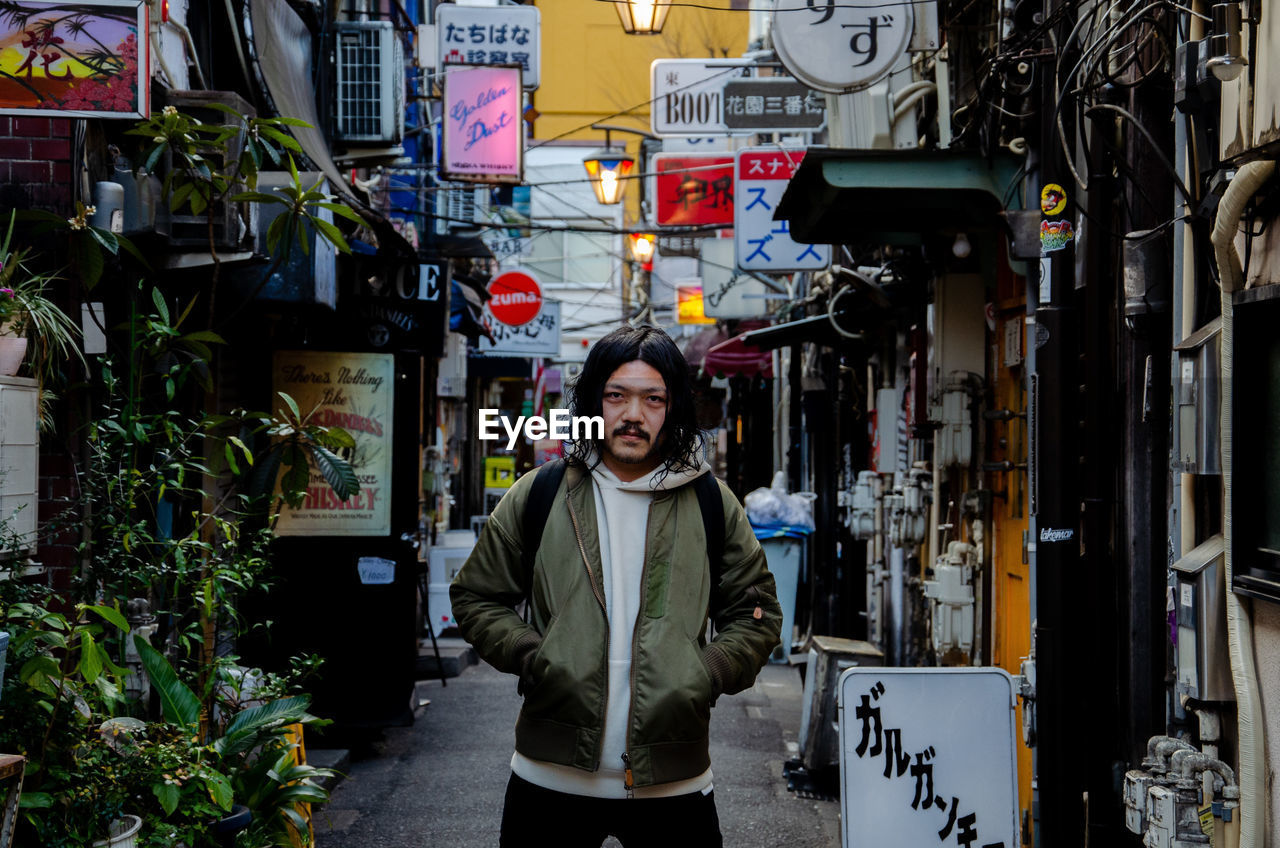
[1206,2,1247,81]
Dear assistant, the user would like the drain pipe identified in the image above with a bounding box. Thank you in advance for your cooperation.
[1211,157,1276,848]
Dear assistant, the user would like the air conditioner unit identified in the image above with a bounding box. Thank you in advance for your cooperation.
[435,182,488,235]
[332,21,405,146]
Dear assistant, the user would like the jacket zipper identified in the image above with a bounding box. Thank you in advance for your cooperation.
[566,485,610,772]
[623,499,656,797]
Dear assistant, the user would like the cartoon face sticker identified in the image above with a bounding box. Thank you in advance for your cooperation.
[1040,183,1067,216]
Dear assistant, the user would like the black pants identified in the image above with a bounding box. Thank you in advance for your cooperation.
[499,773,723,848]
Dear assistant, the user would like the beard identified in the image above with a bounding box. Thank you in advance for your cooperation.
[603,425,661,466]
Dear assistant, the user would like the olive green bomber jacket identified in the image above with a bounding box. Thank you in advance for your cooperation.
[449,461,782,788]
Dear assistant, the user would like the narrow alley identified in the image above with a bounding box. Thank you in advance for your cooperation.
[313,657,841,847]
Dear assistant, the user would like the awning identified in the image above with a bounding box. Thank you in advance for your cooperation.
[420,233,496,262]
[246,0,414,259]
[450,274,494,342]
[775,148,1024,244]
[705,322,773,378]
[679,326,729,372]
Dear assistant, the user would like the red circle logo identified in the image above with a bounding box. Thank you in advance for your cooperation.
[487,270,543,327]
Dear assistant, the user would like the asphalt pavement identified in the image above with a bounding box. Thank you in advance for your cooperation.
[312,658,842,847]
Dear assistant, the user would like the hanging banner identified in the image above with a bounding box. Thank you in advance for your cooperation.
[0,0,150,119]
[272,351,395,537]
[838,668,1019,848]
[441,64,524,184]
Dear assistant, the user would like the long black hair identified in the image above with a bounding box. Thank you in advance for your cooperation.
[564,324,703,481]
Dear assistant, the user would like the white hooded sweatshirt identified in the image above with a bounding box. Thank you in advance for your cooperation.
[511,457,715,799]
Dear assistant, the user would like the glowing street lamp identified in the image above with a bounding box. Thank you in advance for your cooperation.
[583,142,636,206]
[614,0,672,34]
[628,232,656,270]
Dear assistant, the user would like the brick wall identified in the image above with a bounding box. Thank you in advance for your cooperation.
[0,115,73,212]
[2,115,78,588]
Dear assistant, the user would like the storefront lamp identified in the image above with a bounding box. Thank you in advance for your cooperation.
[583,142,636,206]
[629,232,656,270]
[614,0,672,34]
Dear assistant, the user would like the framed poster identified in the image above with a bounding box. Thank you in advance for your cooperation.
[0,1,150,119]
[272,351,395,537]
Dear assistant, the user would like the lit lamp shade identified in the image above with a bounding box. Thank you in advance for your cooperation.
[614,0,672,34]
[583,149,636,205]
[629,232,656,269]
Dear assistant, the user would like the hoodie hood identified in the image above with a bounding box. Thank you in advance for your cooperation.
[588,451,710,493]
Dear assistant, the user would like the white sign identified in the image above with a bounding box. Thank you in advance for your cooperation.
[838,668,1019,848]
[357,556,396,585]
[701,238,773,320]
[734,148,830,272]
[477,300,561,357]
[771,0,914,94]
[650,59,756,136]
[437,4,540,89]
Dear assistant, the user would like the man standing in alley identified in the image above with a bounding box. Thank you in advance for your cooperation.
[451,324,782,847]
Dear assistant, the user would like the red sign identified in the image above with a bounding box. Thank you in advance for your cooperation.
[487,269,543,326]
[738,149,804,180]
[654,153,735,227]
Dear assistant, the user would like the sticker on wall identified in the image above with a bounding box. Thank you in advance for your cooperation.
[1040,219,1075,254]
[1040,183,1067,216]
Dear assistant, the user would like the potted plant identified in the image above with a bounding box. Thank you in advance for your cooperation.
[0,211,82,398]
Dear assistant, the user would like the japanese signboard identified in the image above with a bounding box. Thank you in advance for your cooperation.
[477,300,561,357]
[441,65,524,184]
[272,352,395,537]
[436,3,540,89]
[771,0,914,94]
[701,238,775,320]
[650,59,826,135]
[722,79,825,131]
[734,148,830,272]
[654,153,735,228]
[838,668,1019,848]
[0,1,150,119]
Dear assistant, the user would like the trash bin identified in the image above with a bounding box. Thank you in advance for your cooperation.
[759,535,803,662]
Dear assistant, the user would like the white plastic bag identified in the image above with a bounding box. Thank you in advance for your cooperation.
[745,471,815,530]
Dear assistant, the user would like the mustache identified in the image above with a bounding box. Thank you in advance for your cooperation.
[612,425,650,441]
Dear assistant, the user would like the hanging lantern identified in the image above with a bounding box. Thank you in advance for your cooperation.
[614,0,672,34]
[583,148,636,205]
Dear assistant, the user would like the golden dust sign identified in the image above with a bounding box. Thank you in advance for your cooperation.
[272,351,395,537]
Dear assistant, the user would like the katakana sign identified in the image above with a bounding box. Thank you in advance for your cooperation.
[654,153,736,228]
[722,79,825,131]
[838,668,1019,848]
[437,3,540,89]
[734,149,830,271]
[771,0,914,94]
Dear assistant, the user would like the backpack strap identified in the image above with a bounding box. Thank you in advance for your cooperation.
[693,472,725,618]
[521,458,567,599]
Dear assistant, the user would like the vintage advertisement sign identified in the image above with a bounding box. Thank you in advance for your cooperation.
[0,1,150,119]
[654,153,736,228]
[734,148,830,272]
[441,65,524,184]
[838,668,1019,848]
[272,352,395,537]
[477,299,561,357]
[722,79,825,131]
[436,3,540,89]
[771,0,914,94]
